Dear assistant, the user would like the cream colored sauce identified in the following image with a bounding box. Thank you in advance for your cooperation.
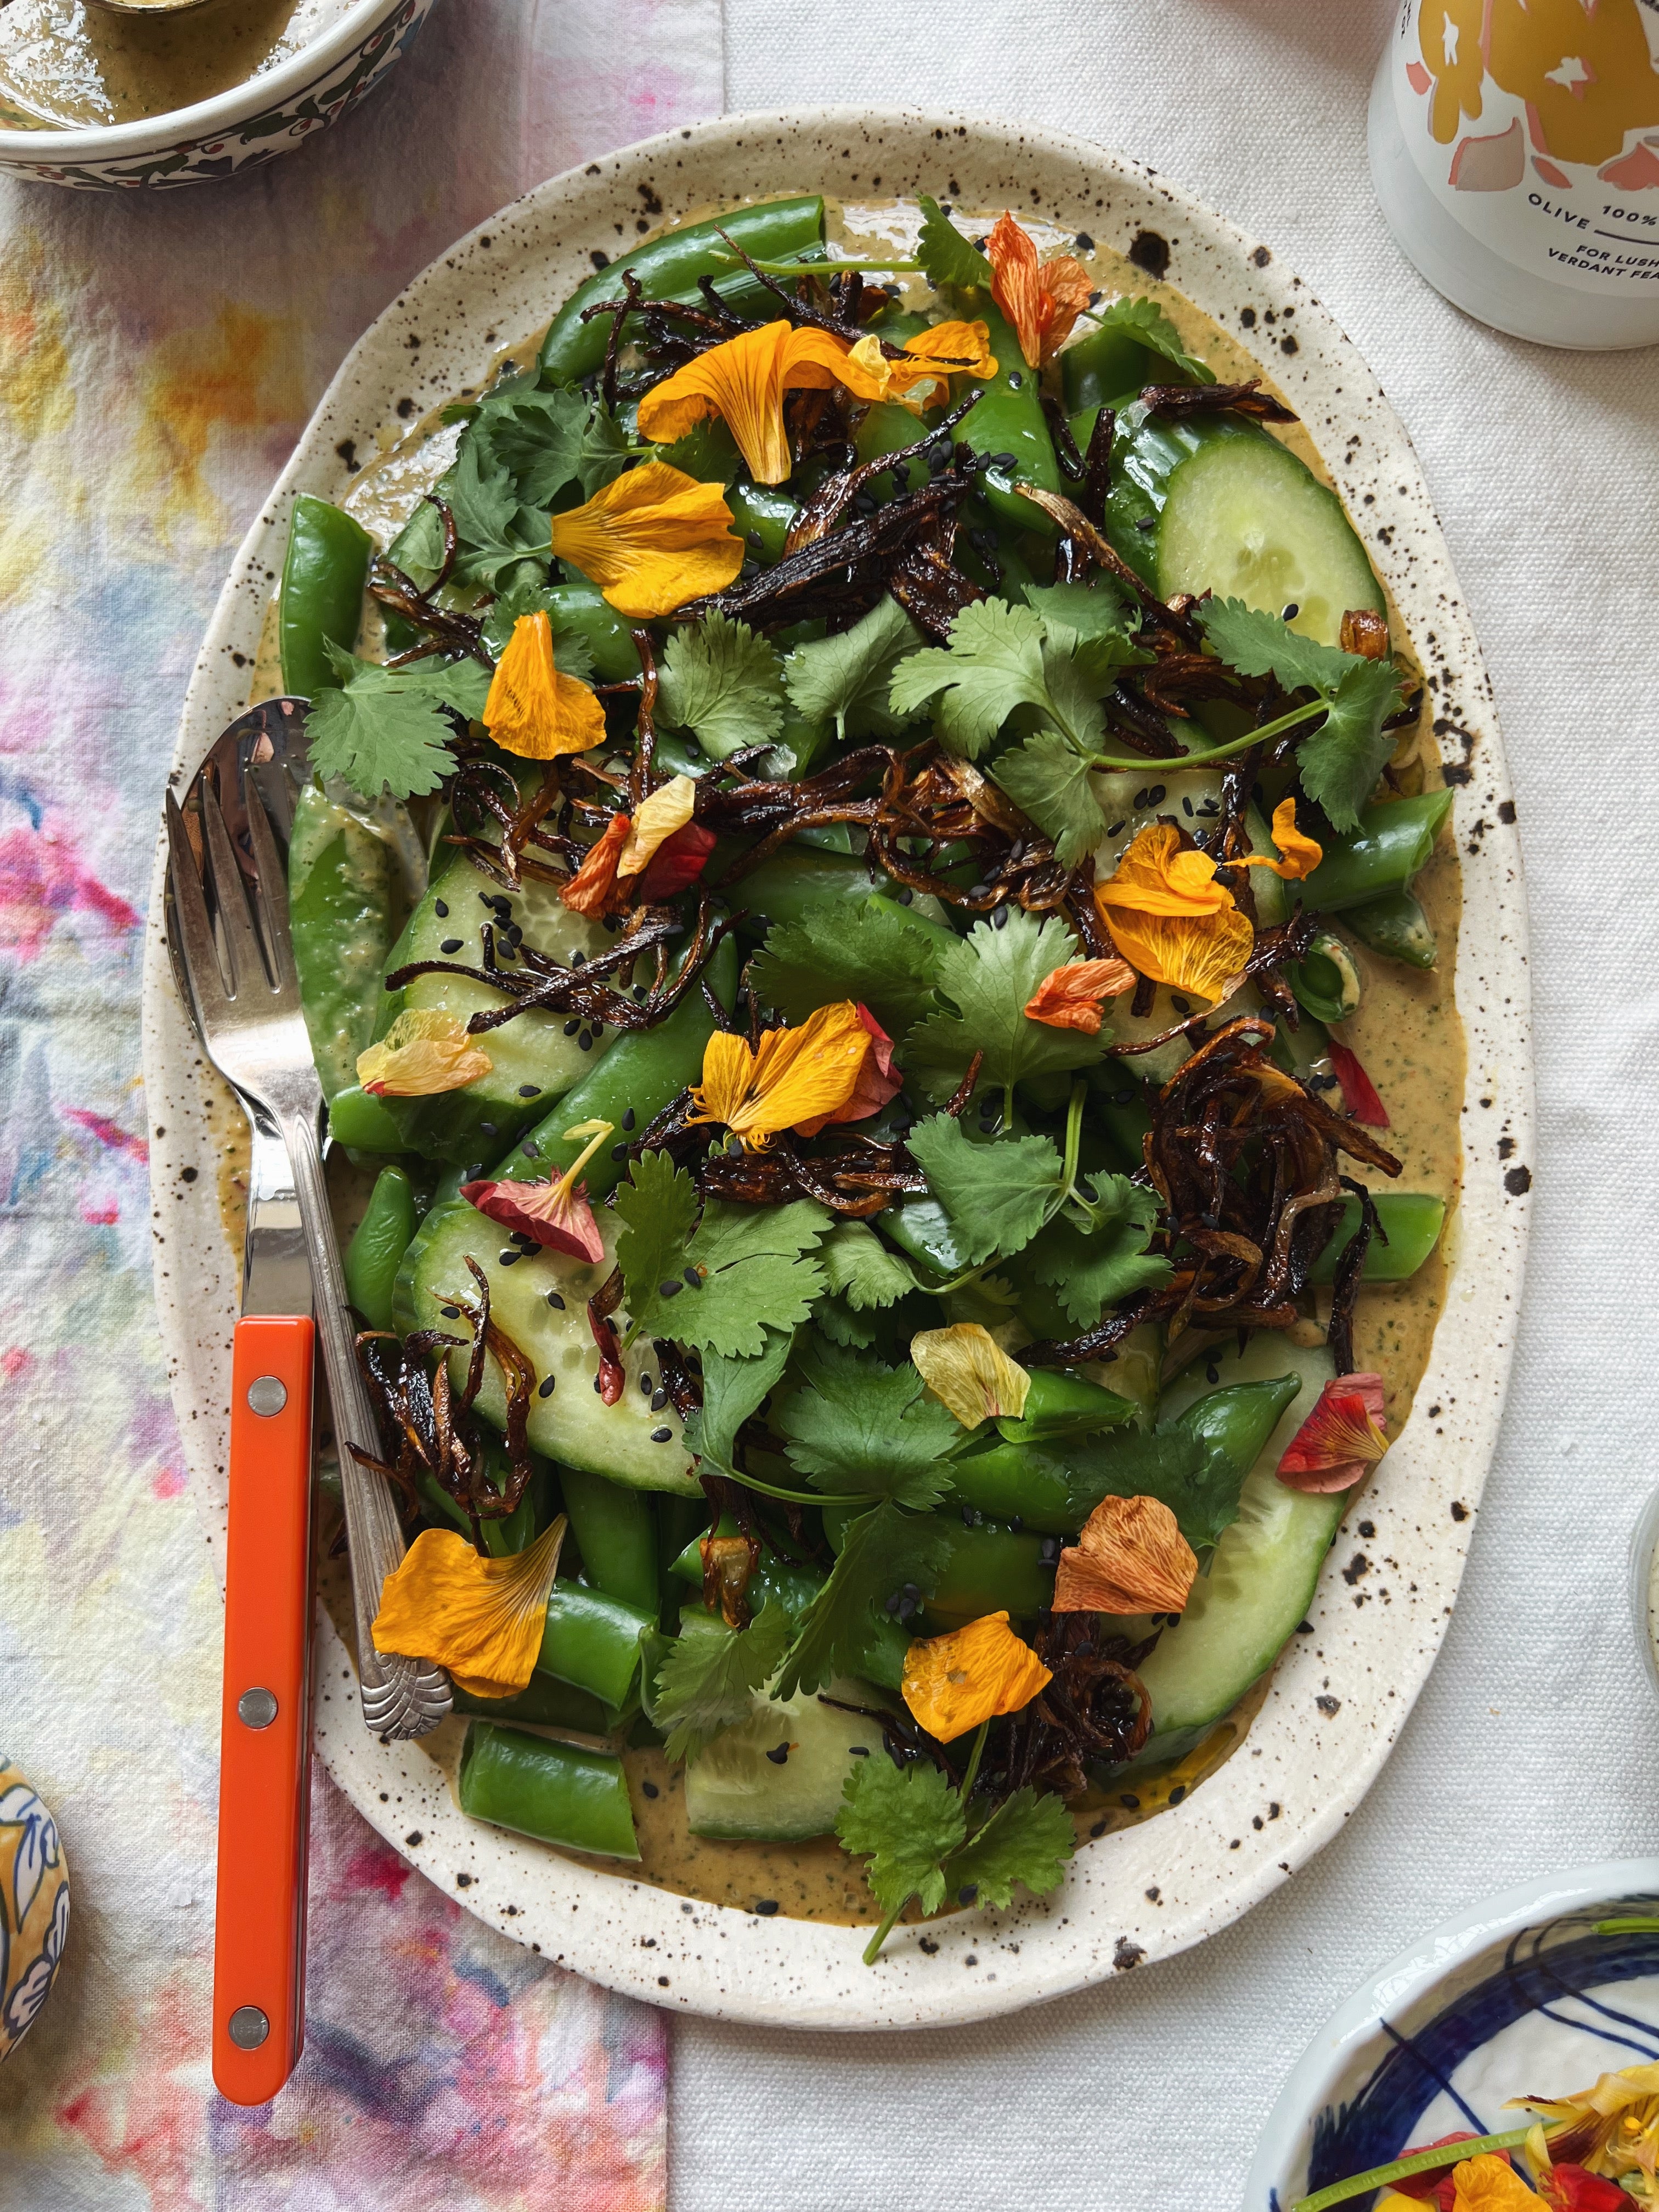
[285,196,1462,1922]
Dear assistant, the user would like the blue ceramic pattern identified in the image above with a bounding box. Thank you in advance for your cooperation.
[0,1770,70,2061]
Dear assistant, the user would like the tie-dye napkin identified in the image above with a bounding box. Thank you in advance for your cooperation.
[0,4,720,2202]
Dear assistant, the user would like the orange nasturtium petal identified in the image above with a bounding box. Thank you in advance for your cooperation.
[985,212,1094,369]
[549,459,744,618]
[1094,822,1254,1002]
[910,1323,1031,1430]
[483,610,607,760]
[1450,2158,1538,2211]
[618,774,697,878]
[1276,1373,1390,1494]
[1095,822,1236,918]
[560,810,633,918]
[690,1001,874,1146]
[372,1516,566,1699]
[1052,1494,1197,1616]
[357,1008,492,1098]
[901,1612,1052,1745]
[1023,957,1137,1034]
[1242,797,1324,882]
[839,319,997,413]
[636,322,856,486]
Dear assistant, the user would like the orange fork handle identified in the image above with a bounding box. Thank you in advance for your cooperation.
[213,1315,315,2106]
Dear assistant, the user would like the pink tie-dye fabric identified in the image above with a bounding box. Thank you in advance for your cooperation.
[0,4,720,2203]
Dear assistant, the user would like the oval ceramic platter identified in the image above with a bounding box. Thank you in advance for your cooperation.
[142,107,1532,2031]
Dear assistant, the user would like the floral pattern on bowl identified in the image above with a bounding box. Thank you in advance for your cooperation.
[0,0,435,191]
[0,1762,70,2062]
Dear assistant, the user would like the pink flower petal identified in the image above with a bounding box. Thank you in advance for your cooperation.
[1277,1372,1389,1493]
[460,1176,605,1263]
[1328,1041,1389,1127]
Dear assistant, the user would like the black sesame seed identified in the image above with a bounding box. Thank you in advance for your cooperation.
[439,1304,460,1319]
[754,1899,779,1916]
[659,1279,682,1297]
[518,1084,541,1098]
[992,905,1008,929]
[1135,514,1156,531]
[434,899,449,918]
[1168,1784,1187,1805]
[546,1290,565,1310]
[439,937,463,953]
[538,1375,556,1398]
[641,1779,659,1798]
[571,949,586,967]
[1170,993,1193,1015]
[957,1884,979,1905]
[1132,787,1149,809]
[897,887,914,905]
[1146,785,1166,806]
[764,1743,790,1766]
[1282,602,1300,622]
[478,1122,498,1138]
[884,1592,901,1615]
[1107,820,1126,836]
[684,1268,702,1289]
[499,1249,522,1265]
[564,1019,582,1036]
[1206,1362,1220,1384]
[639,1372,652,1395]
[578,1034,594,1051]
[611,1142,629,1161]
[622,1108,636,1132]
[651,1387,668,1411]
[849,1743,870,1757]
[1182,797,1194,816]
[1090,1819,1108,1837]
[650,1425,672,1443]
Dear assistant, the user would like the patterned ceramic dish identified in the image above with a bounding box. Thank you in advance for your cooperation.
[1248,1858,1659,2210]
[140,107,1533,2030]
[0,1760,70,2063]
[0,0,436,192]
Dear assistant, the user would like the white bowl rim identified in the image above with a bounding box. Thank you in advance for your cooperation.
[0,0,402,157]
[1245,1854,1659,2209]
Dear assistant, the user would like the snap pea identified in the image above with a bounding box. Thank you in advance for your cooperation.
[328,1084,413,1154]
[953,304,1061,535]
[506,582,641,684]
[539,197,826,386]
[668,1523,910,1685]
[287,781,405,1107]
[1301,790,1453,914]
[1062,324,1175,416]
[1309,1191,1446,1283]
[854,398,938,494]
[924,1519,1054,1624]
[279,494,372,698]
[458,1721,640,1859]
[1287,929,1362,1026]
[537,1581,654,1709]
[344,1165,417,1331]
[559,1463,658,1615]
[1166,1374,1302,1487]
[726,482,799,564]
[994,1367,1137,1447]
[724,847,916,930]
[1343,887,1437,969]
[450,1674,618,1734]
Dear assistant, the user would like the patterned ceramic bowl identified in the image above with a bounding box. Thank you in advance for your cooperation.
[0,1762,70,2062]
[0,0,437,192]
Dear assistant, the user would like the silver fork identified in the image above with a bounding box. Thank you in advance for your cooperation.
[165,698,452,1742]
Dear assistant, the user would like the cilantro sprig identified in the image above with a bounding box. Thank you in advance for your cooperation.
[902,910,1114,1104]
[749,900,949,1036]
[651,1604,792,1763]
[306,643,489,801]
[773,1499,949,1702]
[616,1154,831,1358]
[659,611,786,760]
[914,195,993,292]
[783,595,926,741]
[775,1339,959,1509]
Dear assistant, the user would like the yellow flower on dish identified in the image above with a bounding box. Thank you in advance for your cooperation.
[984,212,1094,370]
[1243,797,1324,882]
[910,1324,1030,1430]
[636,321,859,485]
[617,774,697,879]
[689,1001,874,1147]
[1513,2062,1659,2188]
[1448,2158,1537,2210]
[356,1008,492,1098]
[371,1516,566,1699]
[838,320,998,414]
[901,1612,1052,1745]
[549,460,744,618]
[1094,822,1255,1005]
[483,610,607,759]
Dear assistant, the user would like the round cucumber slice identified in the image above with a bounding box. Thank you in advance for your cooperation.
[685,1678,882,1843]
[1155,434,1384,650]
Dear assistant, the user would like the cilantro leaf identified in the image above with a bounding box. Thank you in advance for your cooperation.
[902,910,1113,1102]
[673,1198,831,1357]
[783,595,926,741]
[1059,1426,1230,1553]
[473,386,590,508]
[1021,577,1139,645]
[775,1499,950,1699]
[941,1785,1075,1908]
[836,1753,966,1919]
[775,1340,958,1508]
[694,1328,795,1469]
[812,1294,881,1349]
[572,402,630,496]
[819,1220,921,1311]
[915,194,993,293]
[1017,1177,1170,1329]
[480,579,597,682]
[1195,597,1404,831]
[905,1114,1064,1265]
[653,1603,792,1763]
[1087,295,1216,387]
[442,432,549,591]
[385,495,447,588]
[614,1150,701,1342]
[748,900,947,1035]
[658,610,786,759]
[889,598,1049,758]
[306,645,490,801]
[992,729,1108,867]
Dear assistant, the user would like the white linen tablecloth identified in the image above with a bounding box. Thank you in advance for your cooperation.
[670,2,1659,2204]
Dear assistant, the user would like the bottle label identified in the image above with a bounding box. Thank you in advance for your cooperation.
[1390,0,1659,292]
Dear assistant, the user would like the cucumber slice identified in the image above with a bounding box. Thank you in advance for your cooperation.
[685,1677,883,1842]
[1155,433,1385,651]
[372,849,617,1162]
[1137,1334,1342,1742]
[396,1199,699,1495]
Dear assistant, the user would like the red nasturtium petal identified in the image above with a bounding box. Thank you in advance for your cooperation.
[460,1175,605,1263]
[1328,1040,1391,1128]
[793,1004,901,1134]
[561,811,632,918]
[635,820,717,902]
[1277,1373,1390,1493]
[1539,2166,1638,2211]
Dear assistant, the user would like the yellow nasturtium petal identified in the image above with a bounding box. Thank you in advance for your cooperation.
[356,1008,493,1097]
[1096,822,1236,918]
[483,610,607,760]
[1094,822,1255,1003]
[901,1612,1052,1745]
[372,1516,566,1699]
[617,774,697,878]
[1243,797,1324,882]
[636,322,855,484]
[1448,2157,1537,2210]
[689,1001,873,1145]
[549,460,744,619]
[838,319,997,414]
[910,1323,1030,1430]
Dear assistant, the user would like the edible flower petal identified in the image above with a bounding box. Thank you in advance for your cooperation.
[636,323,857,486]
[1536,2169,1637,2211]
[985,212,1094,369]
[839,319,997,413]
[483,610,607,759]
[460,1119,614,1265]
[635,820,718,902]
[910,1322,1031,1430]
[1385,2135,1492,2207]
[1096,822,1236,917]
[560,810,632,918]
[901,1611,1052,1746]
[689,1000,874,1146]
[1094,823,1254,1003]
[1277,1373,1390,1493]
[618,774,697,878]
[549,459,744,617]
[1328,1040,1391,1128]
[793,1003,901,1135]
[1023,957,1137,1034]
[1243,797,1324,882]
[372,1516,566,1699]
[357,1008,492,1097]
[1513,2061,1659,2180]
[1449,2159,1537,2210]
[1052,1493,1197,1615]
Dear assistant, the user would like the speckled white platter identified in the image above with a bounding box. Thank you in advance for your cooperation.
[141,106,1532,2031]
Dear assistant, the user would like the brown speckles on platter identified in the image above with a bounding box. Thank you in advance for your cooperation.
[140,106,1530,2036]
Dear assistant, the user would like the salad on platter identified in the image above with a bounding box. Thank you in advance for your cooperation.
[264,190,1460,1955]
